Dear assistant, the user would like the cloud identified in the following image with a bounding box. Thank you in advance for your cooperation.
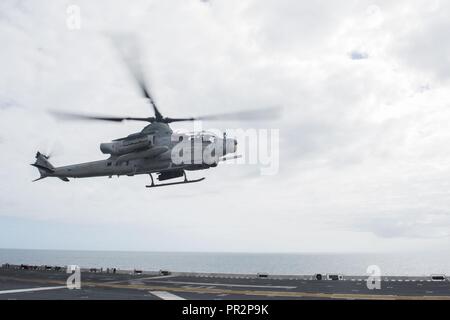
[392,1,450,82]
[0,0,450,253]
[354,210,450,239]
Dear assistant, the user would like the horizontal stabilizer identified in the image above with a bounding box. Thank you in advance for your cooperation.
[30,163,54,173]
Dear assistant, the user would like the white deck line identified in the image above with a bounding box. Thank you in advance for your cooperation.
[0,286,66,295]
[150,291,185,300]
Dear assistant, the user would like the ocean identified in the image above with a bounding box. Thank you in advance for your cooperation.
[0,248,449,276]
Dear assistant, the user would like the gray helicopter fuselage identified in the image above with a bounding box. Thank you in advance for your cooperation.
[44,122,234,180]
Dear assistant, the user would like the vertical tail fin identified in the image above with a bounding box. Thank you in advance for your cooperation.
[31,152,55,181]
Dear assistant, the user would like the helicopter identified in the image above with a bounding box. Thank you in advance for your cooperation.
[31,47,278,188]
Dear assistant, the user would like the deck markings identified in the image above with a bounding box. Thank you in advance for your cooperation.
[0,286,66,295]
[146,280,296,289]
[106,274,177,284]
[138,284,450,300]
[149,291,185,300]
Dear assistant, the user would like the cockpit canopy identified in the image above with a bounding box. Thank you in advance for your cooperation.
[171,131,219,143]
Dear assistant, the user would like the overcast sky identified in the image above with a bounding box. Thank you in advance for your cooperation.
[1,0,450,253]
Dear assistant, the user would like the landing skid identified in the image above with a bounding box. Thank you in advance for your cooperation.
[145,172,205,188]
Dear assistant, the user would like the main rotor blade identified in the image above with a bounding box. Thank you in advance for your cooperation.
[127,64,163,121]
[51,111,154,123]
[163,107,281,123]
[110,35,163,121]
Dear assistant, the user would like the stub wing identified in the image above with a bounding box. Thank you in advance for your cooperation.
[115,146,169,163]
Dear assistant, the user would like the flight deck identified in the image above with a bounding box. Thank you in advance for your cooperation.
[0,264,449,300]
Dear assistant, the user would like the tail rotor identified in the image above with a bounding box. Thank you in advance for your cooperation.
[31,152,55,181]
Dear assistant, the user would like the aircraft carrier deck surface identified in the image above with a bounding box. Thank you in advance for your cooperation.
[0,265,449,300]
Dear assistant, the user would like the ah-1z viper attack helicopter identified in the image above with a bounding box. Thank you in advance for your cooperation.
[32,48,277,188]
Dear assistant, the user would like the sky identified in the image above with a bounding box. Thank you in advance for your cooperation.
[1,0,450,253]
